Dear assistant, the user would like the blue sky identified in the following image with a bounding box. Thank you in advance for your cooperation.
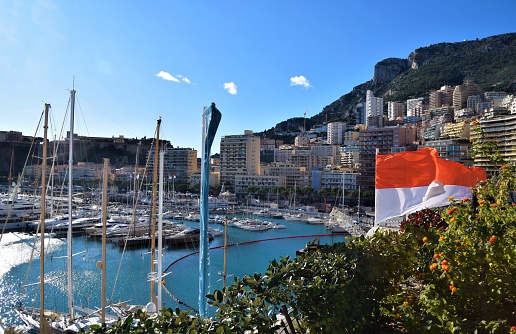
[1,1,515,154]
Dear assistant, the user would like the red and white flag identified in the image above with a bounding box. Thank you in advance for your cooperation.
[375,148,486,224]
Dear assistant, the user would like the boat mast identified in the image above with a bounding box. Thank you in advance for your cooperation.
[67,88,76,321]
[150,118,161,307]
[100,158,109,323]
[222,217,228,292]
[7,146,14,189]
[157,150,164,312]
[132,142,140,237]
[40,103,50,333]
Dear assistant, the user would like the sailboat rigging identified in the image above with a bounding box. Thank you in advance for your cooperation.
[15,90,116,333]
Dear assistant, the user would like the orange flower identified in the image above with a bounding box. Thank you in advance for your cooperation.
[448,196,454,202]
[450,285,457,293]
[447,207,457,215]
[442,264,450,271]
[463,197,470,202]
[490,203,498,207]
[422,237,429,243]
[442,260,448,265]
[403,301,408,307]
[501,165,507,169]
[489,235,497,244]
[433,253,439,259]
[439,252,444,257]
[510,325,516,332]
[478,199,486,205]
[430,263,438,271]
[439,236,445,242]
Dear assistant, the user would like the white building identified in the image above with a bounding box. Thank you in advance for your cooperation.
[366,90,383,127]
[387,101,405,121]
[220,130,261,186]
[327,122,346,145]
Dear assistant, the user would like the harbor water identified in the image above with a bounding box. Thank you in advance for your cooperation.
[0,215,348,325]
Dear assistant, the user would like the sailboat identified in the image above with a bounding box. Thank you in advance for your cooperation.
[111,118,164,316]
[14,93,116,333]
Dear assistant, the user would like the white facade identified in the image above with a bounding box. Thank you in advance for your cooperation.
[234,174,283,194]
[366,90,383,126]
[327,122,345,145]
[220,130,261,186]
[406,98,424,117]
[387,101,405,120]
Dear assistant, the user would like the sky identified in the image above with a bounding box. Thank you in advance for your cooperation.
[1,1,515,154]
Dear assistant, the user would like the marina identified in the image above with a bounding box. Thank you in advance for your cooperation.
[0,206,351,328]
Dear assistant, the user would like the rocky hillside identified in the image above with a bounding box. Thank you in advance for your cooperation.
[269,32,516,134]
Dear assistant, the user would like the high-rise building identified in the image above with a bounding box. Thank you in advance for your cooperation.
[429,85,455,109]
[358,126,417,190]
[453,80,483,111]
[472,107,516,174]
[406,97,426,117]
[146,147,198,185]
[365,90,383,127]
[387,101,405,121]
[327,122,346,144]
[220,130,260,186]
[355,102,365,125]
[163,148,198,185]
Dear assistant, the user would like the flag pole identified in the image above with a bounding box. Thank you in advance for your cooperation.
[374,148,379,226]
[199,103,222,317]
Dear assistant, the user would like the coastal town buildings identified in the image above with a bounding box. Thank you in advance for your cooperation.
[2,82,515,208]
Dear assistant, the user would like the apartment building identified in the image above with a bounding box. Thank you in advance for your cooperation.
[387,101,405,121]
[406,98,425,117]
[423,139,473,166]
[358,126,417,190]
[311,145,341,167]
[453,80,483,111]
[234,174,283,195]
[327,122,346,144]
[429,85,455,109]
[472,107,516,173]
[261,163,309,189]
[164,148,198,185]
[294,135,310,147]
[220,130,261,186]
[366,90,383,127]
[355,102,366,125]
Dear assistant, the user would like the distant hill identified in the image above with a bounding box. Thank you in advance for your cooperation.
[266,32,516,135]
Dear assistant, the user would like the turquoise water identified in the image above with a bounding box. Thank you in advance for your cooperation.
[0,216,347,325]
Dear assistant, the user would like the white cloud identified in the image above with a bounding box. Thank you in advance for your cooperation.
[156,71,179,82]
[290,75,312,88]
[177,74,191,84]
[223,82,237,95]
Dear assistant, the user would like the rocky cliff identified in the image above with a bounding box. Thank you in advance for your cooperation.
[372,58,410,86]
